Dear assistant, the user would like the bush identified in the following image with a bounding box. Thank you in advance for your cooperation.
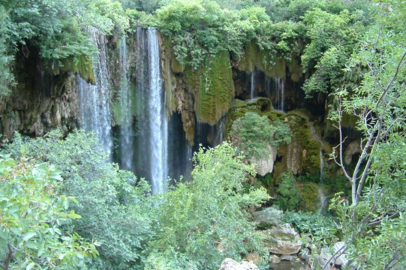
[4,130,155,269]
[275,172,302,211]
[0,156,98,269]
[146,143,270,269]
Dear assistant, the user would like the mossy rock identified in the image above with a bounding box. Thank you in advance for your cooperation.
[286,111,321,174]
[186,51,235,125]
[297,182,321,212]
[237,41,286,79]
[288,56,302,82]
[161,37,185,74]
[49,55,96,84]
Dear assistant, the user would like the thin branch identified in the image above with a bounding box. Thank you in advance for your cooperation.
[375,51,406,109]
[322,243,347,270]
[356,119,382,203]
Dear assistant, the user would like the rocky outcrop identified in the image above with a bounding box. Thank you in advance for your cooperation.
[0,46,82,139]
[264,224,302,255]
[318,242,349,268]
[252,207,283,227]
[345,140,361,165]
[250,145,277,176]
[219,258,259,270]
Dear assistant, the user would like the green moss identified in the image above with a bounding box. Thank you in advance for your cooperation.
[288,57,303,82]
[51,55,96,84]
[187,51,235,125]
[112,99,123,126]
[237,42,286,78]
[297,182,320,212]
[288,113,321,173]
[161,37,185,74]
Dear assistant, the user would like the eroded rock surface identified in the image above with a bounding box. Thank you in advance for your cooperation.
[264,224,302,255]
[219,258,259,270]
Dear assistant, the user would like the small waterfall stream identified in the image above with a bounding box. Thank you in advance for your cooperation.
[273,78,285,112]
[118,35,134,171]
[250,71,256,99]
[78,31,113,160]
[310,124,328,215]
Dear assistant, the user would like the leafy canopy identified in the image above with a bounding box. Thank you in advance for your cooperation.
[146,143,269,270]
[230,111,290,159]
[0,156,98,269]
[5,130,155,269]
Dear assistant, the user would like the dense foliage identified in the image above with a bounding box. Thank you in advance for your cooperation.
[0,0,128,96]
[0,156,98,269]
[146,143,269,269]
[2,133,268,269]
[275,172,302,211]
[1,0,405,269]
[230,112,290,159]
[4,130,155,269]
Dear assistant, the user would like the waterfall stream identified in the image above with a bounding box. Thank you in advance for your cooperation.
[273,78,285,112]
[148,28,168,194]
[250,71,256,99]
[118,35,134,171]
[78,31,113,160]
[135,28,168,194]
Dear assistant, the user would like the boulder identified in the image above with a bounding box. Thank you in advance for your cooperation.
[250,145,277,176]
[264,224,302,255]
[319,242,349,268]
[219,258,259,270]
[345,141,361,165]
[280,255,294,261]
[271,255,281,264]
[252,207,283,227]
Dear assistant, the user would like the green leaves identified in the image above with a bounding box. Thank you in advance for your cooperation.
[4,129,156,269]
[0,156,97,269]
[0,0,129,96]
[147,143,269,269]
[230,112,290,160]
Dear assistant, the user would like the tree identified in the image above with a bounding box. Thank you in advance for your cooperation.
[230,111,290,159]
[145,143,269,269]
[4,130,155,269]
[327,0,406,268]
[0,156,98,269]
[0,0,128,96]
[276,172,302,211]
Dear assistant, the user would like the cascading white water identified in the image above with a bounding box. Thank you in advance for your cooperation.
[310,124,328,215]
[273,78,285,112]
[212,116,226,147]
[250,71,256,99]
[78,31,113,160]
[147,28,168,194]
[118,35,134,171]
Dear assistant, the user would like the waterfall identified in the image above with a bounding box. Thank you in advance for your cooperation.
[118,35,134,171]
[212,116,226,147]
[250,71,256,99]
[320,149,324,182]
[78,31,113,160]
[135,27,168,194]
[273,78,285,112]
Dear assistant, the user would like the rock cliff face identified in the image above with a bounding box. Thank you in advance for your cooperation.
[0,29,359,212]
[0,46,84,139]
